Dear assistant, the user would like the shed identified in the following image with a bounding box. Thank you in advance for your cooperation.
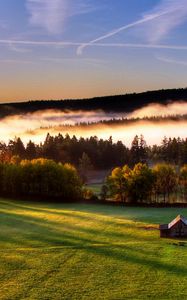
[159,215,187,238]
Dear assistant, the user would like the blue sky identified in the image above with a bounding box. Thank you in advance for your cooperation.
[0,0,187,102]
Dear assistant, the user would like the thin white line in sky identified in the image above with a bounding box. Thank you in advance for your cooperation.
[1,39,187,51]
[76,8,176,55]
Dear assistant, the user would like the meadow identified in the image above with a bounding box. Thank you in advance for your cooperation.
[1,200,187,299]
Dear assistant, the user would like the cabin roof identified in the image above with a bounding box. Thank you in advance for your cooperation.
[168,215,187,229]
[160,215,187,231]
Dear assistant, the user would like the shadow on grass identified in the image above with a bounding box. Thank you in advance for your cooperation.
[1,199,182,225]
[1,200,187,278]
[0,208,157,251]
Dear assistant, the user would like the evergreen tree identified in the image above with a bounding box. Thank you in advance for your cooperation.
[26,141,36,160]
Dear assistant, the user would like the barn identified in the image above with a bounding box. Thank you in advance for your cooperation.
[159,215,187,238]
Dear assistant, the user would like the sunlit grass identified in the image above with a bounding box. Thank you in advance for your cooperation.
[1,200,187,299]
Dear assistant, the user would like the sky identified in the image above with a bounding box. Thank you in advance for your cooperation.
[0,0,187,102]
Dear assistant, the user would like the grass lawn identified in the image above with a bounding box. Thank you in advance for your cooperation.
[1,200,187,299]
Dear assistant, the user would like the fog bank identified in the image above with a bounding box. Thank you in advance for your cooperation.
[0,101,186,146]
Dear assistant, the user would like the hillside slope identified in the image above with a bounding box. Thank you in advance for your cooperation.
[0,88,187,118]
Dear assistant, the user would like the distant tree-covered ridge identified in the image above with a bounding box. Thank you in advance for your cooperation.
[38,114,187,129]
[1,88,187,117]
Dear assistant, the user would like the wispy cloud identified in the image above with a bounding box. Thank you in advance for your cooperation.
[26,0,66,34]
[26,0,93,34]
[76,10,172,55]
[144,0,187,43]
[77,0,187,55]
[157,55,187,66]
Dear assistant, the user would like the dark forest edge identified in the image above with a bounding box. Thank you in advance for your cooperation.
[0,159,187,206]
[1,134,187,169]
[1,88,187,118]
[0,133,186,205]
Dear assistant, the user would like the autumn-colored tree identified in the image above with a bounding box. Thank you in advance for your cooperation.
[128,163,155,203]
[0,159,82,201]
[179,165,187,201]
[107,166,130,202]
[153,163,177,203]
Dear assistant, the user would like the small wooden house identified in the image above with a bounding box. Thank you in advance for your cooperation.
[160,215,187,238]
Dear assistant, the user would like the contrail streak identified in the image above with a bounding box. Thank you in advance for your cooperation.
[76,9,176,55]
[1,39,187,51]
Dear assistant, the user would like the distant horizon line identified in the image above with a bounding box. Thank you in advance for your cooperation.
[1,86,187,105]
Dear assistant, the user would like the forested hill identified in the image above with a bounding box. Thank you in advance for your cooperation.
[1,88,187,118]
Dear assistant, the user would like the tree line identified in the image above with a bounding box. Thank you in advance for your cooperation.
[0,159,82,201]
[104,163,187,204]
[0,134,187,170]
[0,156,186,205]
[59,114,187,128]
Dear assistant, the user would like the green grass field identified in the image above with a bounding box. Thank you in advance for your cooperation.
[1,200,187,299]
